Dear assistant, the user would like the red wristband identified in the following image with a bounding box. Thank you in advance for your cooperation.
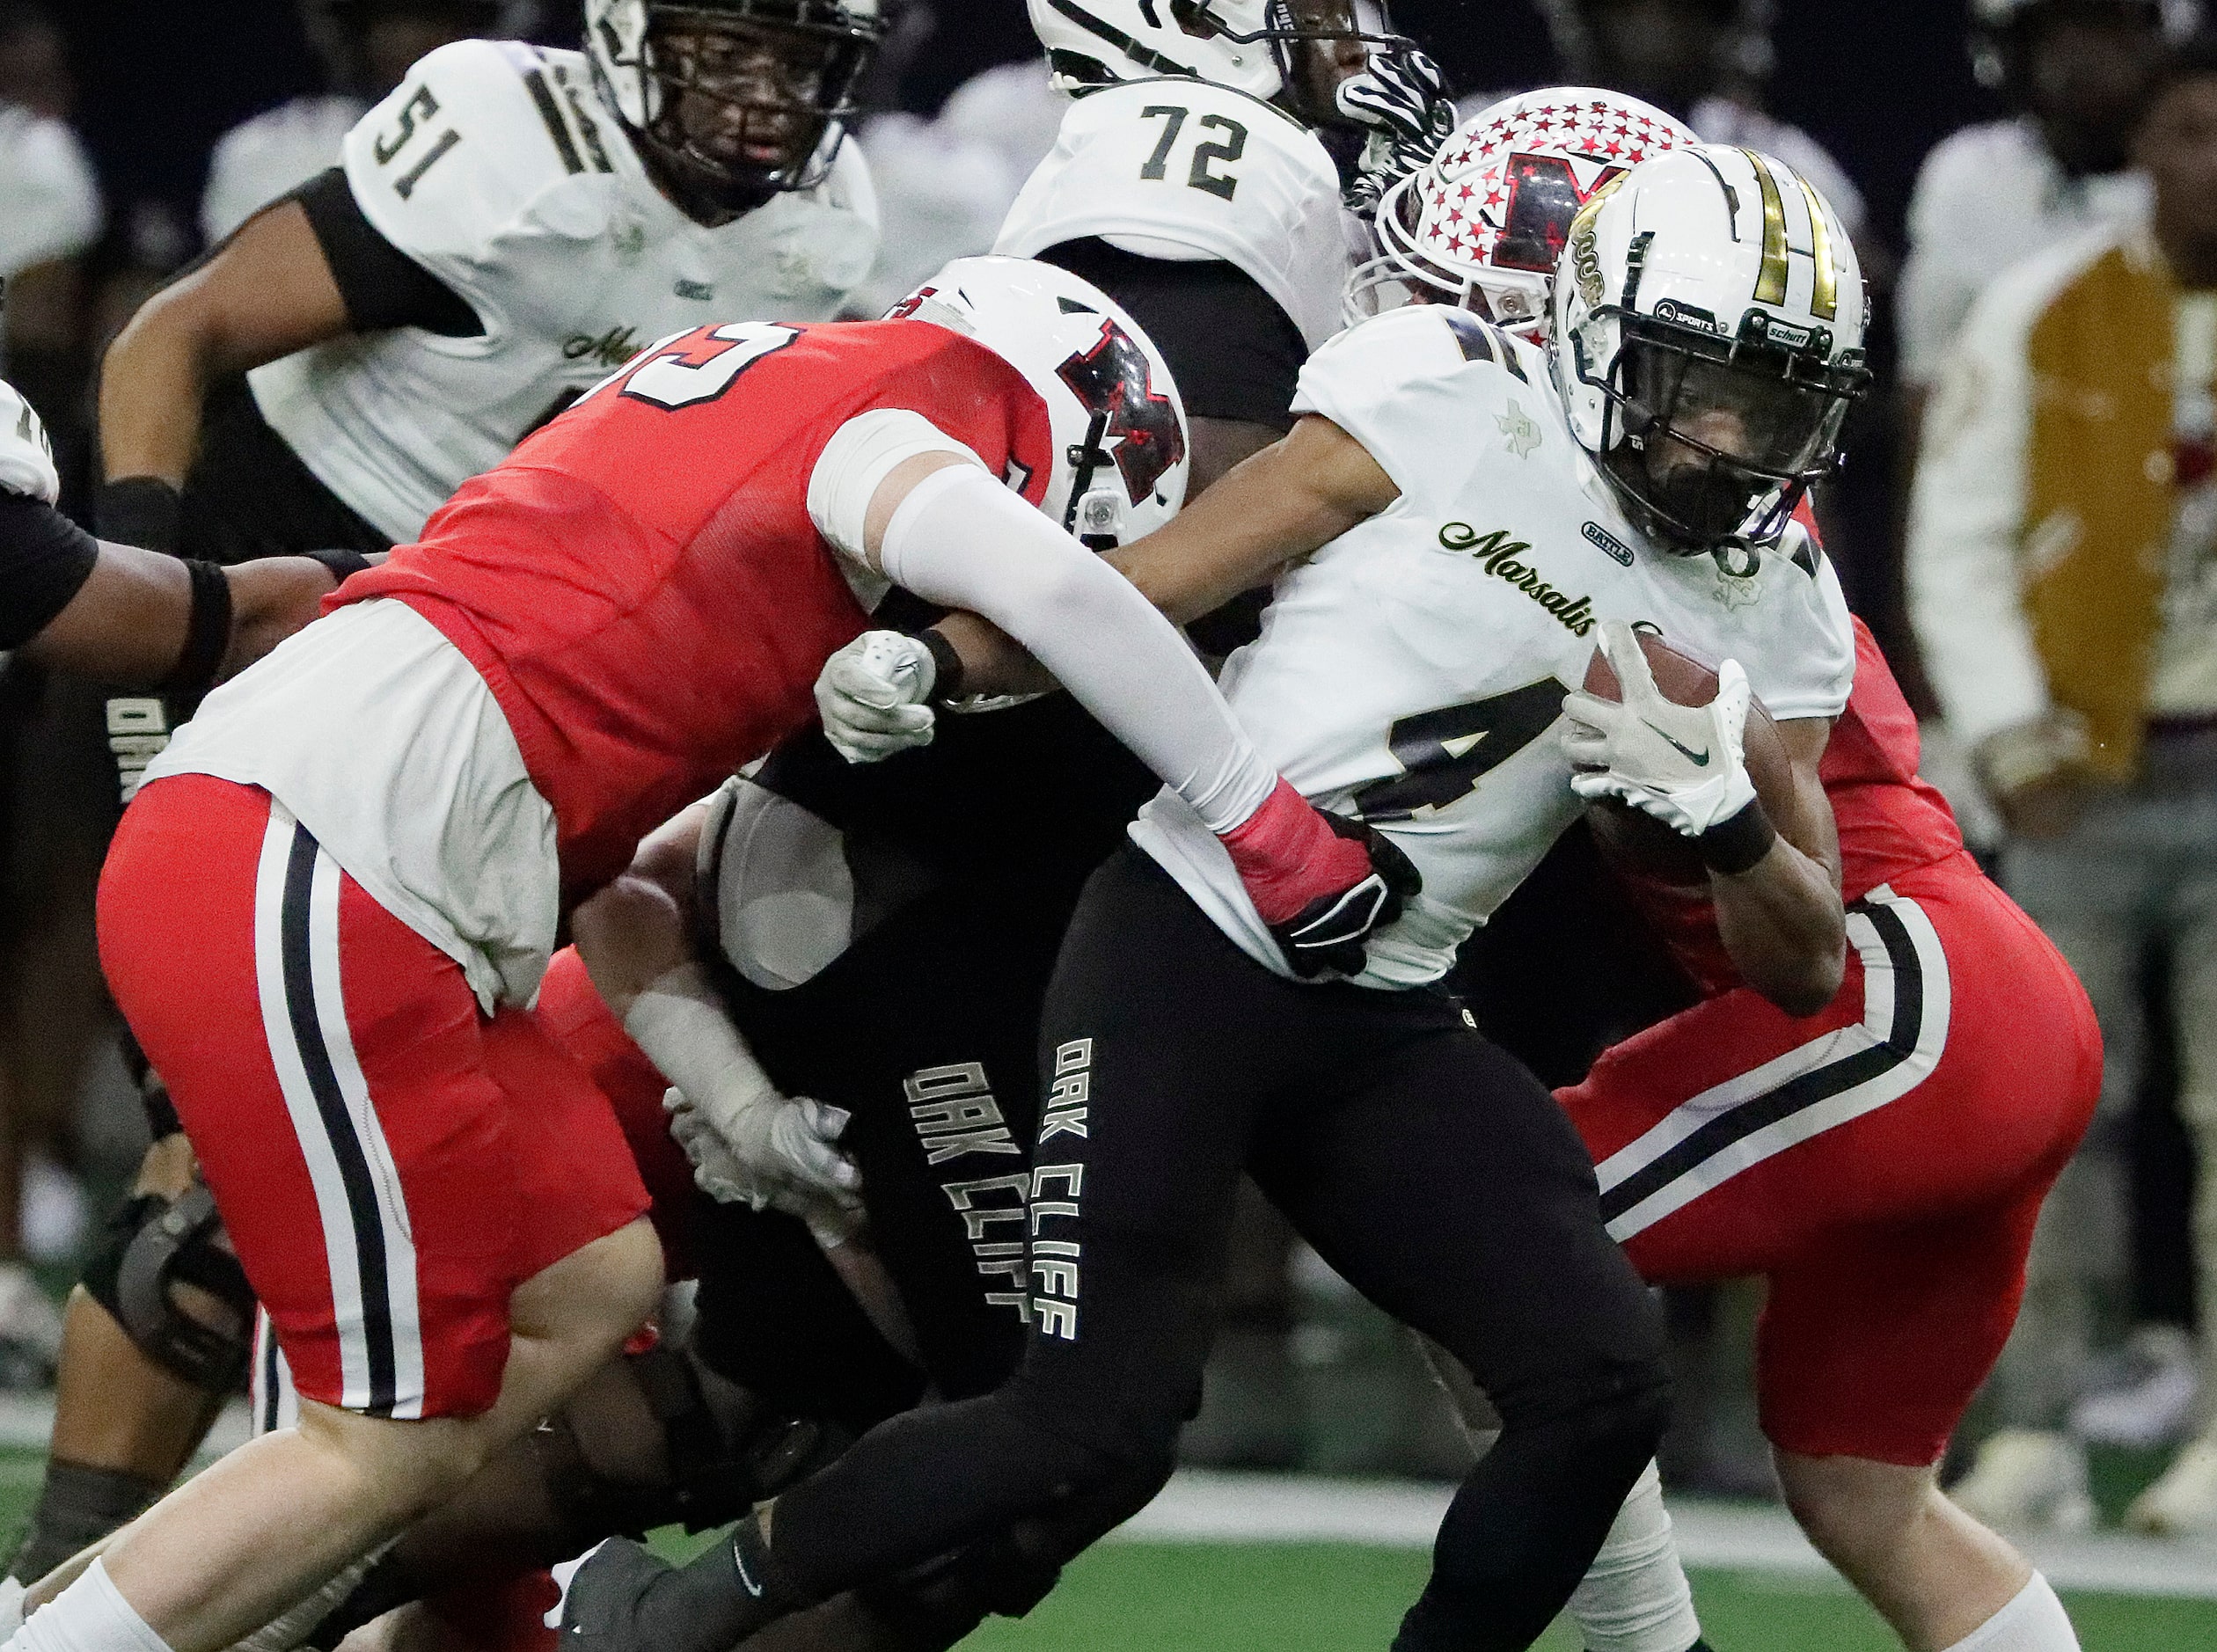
[1218,779,1374,925]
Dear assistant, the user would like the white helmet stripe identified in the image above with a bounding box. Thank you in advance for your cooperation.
[1041,0,1204,77]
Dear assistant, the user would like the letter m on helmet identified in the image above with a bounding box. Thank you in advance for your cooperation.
[1055,318,1189,507]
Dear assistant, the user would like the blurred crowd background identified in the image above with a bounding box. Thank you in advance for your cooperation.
[2,0,2213,1538]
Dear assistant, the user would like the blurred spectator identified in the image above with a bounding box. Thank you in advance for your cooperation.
[1899,1,2177,396]
[852,53,1061,315]
[1531,0,1865,238]
[1909,31,2217,1534]
[201,2,515,245]
[0,1,101,432]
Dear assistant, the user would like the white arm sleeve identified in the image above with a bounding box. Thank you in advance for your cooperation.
[878,462,1279,835]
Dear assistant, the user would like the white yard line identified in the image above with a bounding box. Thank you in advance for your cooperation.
[1117,1469,2217,1601]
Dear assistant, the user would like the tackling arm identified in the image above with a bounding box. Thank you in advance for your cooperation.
[867,413,1398,707]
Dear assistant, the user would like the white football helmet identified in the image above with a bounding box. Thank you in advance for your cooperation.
[889,256,1190,550]
[1551,144,1869,554]
[1029,0,1403,108]
[1345,87,1694,333]
[584,0,884,209]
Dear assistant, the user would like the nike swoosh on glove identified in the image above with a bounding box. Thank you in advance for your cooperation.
[1336,44,1456,218]
[1562,619,1757,837]
[816,631,938,764]
[1219,778,1422,977]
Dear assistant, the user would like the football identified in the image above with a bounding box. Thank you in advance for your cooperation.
[1579,631,1796,886]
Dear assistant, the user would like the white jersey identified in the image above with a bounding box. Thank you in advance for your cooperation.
[0,104,100,277]
[200,94,365,244]
[249,40,881,544]
[1131,306,1855,989]
[0,377,58,503]
[1897,117,2149,387]
[995,77,1350,349]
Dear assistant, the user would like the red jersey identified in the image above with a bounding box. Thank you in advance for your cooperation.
[1627,618,1965,995]
[336,320,1052,903]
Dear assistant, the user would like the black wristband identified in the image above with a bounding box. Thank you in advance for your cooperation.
[158,559,234,698]
[1697,799,1779,877]
[96,477,183,554]
[913,626,967,705]
[302,545,374,581]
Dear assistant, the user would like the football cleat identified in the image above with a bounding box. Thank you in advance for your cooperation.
[1948,1429,2094,1534]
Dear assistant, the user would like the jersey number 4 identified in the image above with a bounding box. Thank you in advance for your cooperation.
[1138,106,1248,202]
[1352,679,1565,822]
[607,323,804,410]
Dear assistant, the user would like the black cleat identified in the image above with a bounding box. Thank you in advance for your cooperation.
[560,1531,794,1652]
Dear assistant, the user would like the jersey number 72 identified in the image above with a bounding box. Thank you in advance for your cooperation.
[1137,106,1248,202]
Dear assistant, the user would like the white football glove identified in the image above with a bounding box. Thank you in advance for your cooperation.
[816,631,939,764]
[663,1085,861,1221]
[1562,620,1757,837]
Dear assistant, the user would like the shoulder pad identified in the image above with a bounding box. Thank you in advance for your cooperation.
[340,40,617,262]
[0,380,59,504]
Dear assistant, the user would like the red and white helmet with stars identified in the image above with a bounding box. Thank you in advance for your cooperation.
[1343,86,1694,336]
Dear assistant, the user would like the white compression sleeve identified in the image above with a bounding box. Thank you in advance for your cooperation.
[622,961,780,1122]
[878,463,1277,834]
[1566,1461,1703,1652]
[10,1560,172,1652]
[1939,1574,2079,1652]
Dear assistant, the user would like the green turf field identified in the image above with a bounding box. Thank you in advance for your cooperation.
[963,1541,2217,1650]
[4,1448,2210,1648]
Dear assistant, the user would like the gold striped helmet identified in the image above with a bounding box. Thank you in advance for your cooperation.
[1550,143,1869,555]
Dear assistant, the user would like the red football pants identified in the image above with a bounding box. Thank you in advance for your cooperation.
[99,776,649,1419]
[1561,854,2101,1465]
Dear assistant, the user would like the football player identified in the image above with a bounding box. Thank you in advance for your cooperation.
[20,259,1400,1652]
[572,143,1859,1652]
[1361,100,2101,1652]
[97,0,886,562]
[18,0,889,1585]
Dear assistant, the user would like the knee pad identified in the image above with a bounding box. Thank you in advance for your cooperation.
[80,1178,253,1393]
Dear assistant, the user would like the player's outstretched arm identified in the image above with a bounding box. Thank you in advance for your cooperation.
[1105,412,1399,628]
[5,487,353,687]
[827,447,1416,976]
[833,413,1397,718]
[97,200,351,545]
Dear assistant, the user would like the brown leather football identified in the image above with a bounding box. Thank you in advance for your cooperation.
[1579,631,1795,886]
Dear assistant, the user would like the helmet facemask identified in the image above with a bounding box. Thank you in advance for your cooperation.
[599,2,882,217]
[1196,1,1415,125]
[1583,305,1867,554]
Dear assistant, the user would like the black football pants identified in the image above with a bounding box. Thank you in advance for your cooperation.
[765,845,1670,1651]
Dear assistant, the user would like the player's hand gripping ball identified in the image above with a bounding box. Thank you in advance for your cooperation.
[1566,620,1793,883]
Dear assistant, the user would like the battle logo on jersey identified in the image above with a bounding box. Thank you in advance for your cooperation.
[1056,320,1187,506]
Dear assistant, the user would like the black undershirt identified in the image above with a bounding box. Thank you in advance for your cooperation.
[0,493,99,649]
[294,168,482,337]
[1037,237,1306,430]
